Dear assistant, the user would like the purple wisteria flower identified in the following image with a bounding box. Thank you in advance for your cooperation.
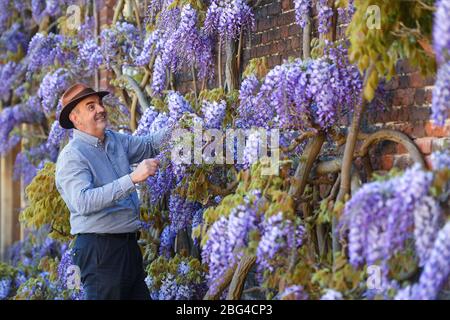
[433,0,450,64]
[202,193,266,295]
[26,33,64,72]
[152,55,166,96]
[431,61,450,126]
[238,46,362,130]
[167,90,193,122]
[431,150,450,171]
[78,39,104,70]
[395,222,450,300]
[413,196,443,266]
[0,61,22,101]
[1,102,43,156]
[280,285,309,300]
[294,0,312,28]
[203,0,255,42]
[157,4,214,82]
[201,216,232,295]
[0,0,10,33]
[168,194,201,234]
[0,278,12,300]
[134,30,162,67]
[57,247,73,289]
[99,22,142,68]
[134,107,159,137]
[340,164,441,280]
[159,225,176,258]
[38,68,70,115]
[202,100,226,129]
[320,289,344,300]
[317,0,334,34]
[256,212,305,273]
[0,23,29,54]
[45,120,69,160]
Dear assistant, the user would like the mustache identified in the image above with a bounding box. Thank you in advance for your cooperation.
[94,112,107,120]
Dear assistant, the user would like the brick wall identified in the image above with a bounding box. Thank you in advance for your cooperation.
[101,0,450,171]
[242,0,301,68]
[365,60,450,171]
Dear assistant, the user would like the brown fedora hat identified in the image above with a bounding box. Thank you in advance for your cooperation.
[59,83,110,129]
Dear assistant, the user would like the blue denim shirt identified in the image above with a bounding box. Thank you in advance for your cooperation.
[55,128,167,235]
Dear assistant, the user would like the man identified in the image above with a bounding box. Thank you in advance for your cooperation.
[55,83,167,300]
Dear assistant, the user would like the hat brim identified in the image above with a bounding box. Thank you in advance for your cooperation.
[59,90,110,129]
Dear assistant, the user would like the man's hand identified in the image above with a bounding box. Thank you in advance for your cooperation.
[130,158,160,183]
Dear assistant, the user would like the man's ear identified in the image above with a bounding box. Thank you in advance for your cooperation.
[69,110,79,128]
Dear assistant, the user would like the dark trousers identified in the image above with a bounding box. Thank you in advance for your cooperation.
[72,233,150,300]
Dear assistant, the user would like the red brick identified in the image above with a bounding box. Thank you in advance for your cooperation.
[282,0,292,11]
[411,106,431,121]
[291,37,301,49]
[262,32,269,43]
[395,106,410,122]
[398,75,409,89]
[254,7,266,19]
[284,50,299,59]
[268,55,281,67]
[252,33,262,45]
[381,155,394,170]
[393,123,414,136]
[268,29,280,41]
[285,39,293,51]
[393,154,414,169]
[415,137,433,155]
[256,45,265,57]
[425,121,450,137]
[396,60,415,74]
[288,24,301,36]
[424,89,433,104]
[424,75,436,86]
[276,41,286,52]
[267,2,281,16]
[412,123,426,138]
[415,88,426,106]
[280,25,289,38]
[393,88,415,106]
[281,11,295,24]
[271,42,280,54]
[242,49,251,61]
[410,72,425,88]
[379,141,397,154]
[396,143,408,155]
[257,19,271,31]
[384,77,399,91]
[262,44,271,56]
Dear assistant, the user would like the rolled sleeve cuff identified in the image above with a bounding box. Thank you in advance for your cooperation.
[118,174,136,196]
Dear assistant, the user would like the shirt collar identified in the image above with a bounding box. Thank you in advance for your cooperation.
[73,129,109,148]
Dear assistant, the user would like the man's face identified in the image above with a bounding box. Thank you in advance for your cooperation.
[69,95,108,137]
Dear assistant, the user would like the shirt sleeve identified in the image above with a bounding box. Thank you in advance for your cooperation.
[55,150,136,216]
[116,127,171,164]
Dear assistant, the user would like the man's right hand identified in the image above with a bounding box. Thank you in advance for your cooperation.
[130,158,160,183]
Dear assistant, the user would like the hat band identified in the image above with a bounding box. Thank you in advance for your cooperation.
[63,88,97,108]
